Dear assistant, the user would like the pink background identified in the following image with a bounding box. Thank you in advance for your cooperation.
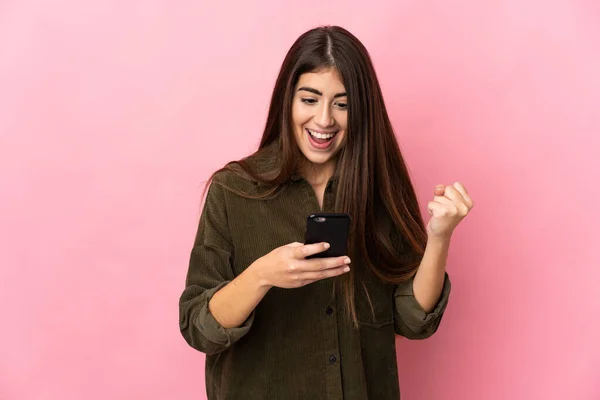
[1,1,599,399]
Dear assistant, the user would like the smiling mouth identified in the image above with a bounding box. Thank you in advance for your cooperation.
[306,128,338,142]
[307,128,338,140]
[305,128,338,150]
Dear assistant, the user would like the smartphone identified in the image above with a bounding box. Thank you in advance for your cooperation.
[304,213,351,259]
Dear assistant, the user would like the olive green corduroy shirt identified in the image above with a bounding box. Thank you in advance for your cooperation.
[179,165,451,400]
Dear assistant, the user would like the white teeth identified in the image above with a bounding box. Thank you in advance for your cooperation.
[308,129,336,139]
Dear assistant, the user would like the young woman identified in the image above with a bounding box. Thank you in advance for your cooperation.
[179,25,473,400]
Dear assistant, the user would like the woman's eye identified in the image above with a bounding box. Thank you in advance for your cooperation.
[301,98,317,105]
[336,102,347,110]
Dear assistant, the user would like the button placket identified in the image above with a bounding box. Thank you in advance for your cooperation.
[320,281,343,399]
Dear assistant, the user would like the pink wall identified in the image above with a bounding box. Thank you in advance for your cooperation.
[1,1,599,399]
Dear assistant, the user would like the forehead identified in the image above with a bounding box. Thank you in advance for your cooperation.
[295,68,346,93]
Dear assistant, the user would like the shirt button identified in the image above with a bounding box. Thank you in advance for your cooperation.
[326,306,333,316]
[329,355,337,364]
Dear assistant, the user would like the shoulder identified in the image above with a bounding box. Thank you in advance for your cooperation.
[211,168,245,189]
[211,143,282,195]
[241,141,280,177]
[207,168,264,201]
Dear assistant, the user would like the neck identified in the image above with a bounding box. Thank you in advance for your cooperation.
[300,159,336,187]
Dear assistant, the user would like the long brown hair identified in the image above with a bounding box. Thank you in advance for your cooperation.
[208,25,427,325]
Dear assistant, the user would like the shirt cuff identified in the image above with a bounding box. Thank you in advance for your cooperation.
[394,272,451,336]
[196,281,255,348]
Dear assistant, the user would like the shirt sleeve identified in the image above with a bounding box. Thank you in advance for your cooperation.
[178,180,255,355]
[393,272,451,339]
[388,219,452,340]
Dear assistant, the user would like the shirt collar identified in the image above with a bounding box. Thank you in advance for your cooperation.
[290,171,339,187]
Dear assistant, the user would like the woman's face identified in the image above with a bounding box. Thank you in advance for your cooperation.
[291,68,348,169]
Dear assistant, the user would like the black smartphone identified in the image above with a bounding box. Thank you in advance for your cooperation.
[304,213,351,259]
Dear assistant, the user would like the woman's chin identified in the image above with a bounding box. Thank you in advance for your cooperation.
[301,151,334,166]
[296,139,342,168]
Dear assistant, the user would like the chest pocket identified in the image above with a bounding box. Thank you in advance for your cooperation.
[356,270,395,328]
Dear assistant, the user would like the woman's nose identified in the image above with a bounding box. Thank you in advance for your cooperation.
[315,104,334,127]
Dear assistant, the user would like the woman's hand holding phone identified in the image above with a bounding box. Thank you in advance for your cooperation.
[250,242,351,289]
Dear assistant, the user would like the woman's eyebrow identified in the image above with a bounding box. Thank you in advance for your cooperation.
[298,86,347,98]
